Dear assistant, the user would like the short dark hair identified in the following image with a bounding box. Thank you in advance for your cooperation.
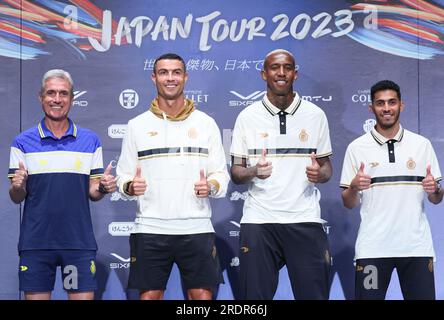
[153,53,186,73]
[371,80,401,102]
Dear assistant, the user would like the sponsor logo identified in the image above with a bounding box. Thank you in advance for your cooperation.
[369,162,379,168]
[119,89,139,109]
[301,95,332,102]
[108,124,127,139]
[230,191,248,201]
[363,119,376,133]
[184,90,209,106]
[229,90,266,107]
[110,192,137,202]
[108,222,135,236]
[323,225,331,234]
[147,131,158,137]
[229,220,240,237]
[109,253,130,269]
[240,246,250,253]
[230,257,239,267]
[73,90,88,107]
[352,89,371,105]
[20,266,28,272]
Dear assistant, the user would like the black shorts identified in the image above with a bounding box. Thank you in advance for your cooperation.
[239,223,331,300]
[355,257,435,300]
[128,233,223,291]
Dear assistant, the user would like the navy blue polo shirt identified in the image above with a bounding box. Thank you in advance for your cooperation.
[8,118,104,251]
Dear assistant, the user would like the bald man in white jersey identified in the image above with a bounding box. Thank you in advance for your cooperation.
[230,49,333,300]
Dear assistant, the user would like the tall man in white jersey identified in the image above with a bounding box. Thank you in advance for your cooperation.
[230,49,333,300]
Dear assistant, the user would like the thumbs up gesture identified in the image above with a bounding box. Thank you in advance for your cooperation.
[306,152,322,183]
[130,165,147,196]
[12,161,28,191]
[99,162,117,194]
[256,148,272,179]
[194,169,210,198]
[422,165,438,195]
[350,162,371,191]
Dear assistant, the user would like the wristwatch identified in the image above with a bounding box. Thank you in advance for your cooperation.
[98,182,107,194]
[209,182,217,196]
[124,181,133,196]
[434,182,442,195]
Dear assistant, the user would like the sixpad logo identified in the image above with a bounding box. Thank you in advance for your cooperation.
[229,220,240,237]
[73,90,88,107]
[119,89,139,109]
[109,253,130,269]
[229,90,266,107]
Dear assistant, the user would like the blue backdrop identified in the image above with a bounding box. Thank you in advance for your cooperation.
[1,0,444,300]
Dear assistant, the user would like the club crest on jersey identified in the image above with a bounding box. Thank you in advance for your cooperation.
[407,158,416,170]
[188,127,198,139]
[299,129,308,142]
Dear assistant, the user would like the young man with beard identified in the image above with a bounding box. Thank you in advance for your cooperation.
[340,80,443,299]
[230,49,333,300]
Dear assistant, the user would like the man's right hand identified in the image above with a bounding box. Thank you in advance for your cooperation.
[256,148,272,179]
[129,165,147,196]
[12,161,28,191]
[350,162,371,191]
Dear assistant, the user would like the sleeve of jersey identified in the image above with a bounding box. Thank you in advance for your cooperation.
[316,111,332,158]
[8,139,25,178]
[206,119,229,198]
[427,140,442,182]
[230,113,248,160]
[340,145,357,188]
[116,120,138,195]
[90,135,104,179]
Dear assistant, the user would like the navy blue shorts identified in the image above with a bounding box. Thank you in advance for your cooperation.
[239,223,331,300]
[355,257,435,300]
[128,233,223,291]
[19,250,97,293]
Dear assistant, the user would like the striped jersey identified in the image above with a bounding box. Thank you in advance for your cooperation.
[340,126,442,260]
[116,108,229,235]
[8,119,104,251]
[230,92,332,224]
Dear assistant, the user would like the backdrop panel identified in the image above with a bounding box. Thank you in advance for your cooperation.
[1,0,443,300]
